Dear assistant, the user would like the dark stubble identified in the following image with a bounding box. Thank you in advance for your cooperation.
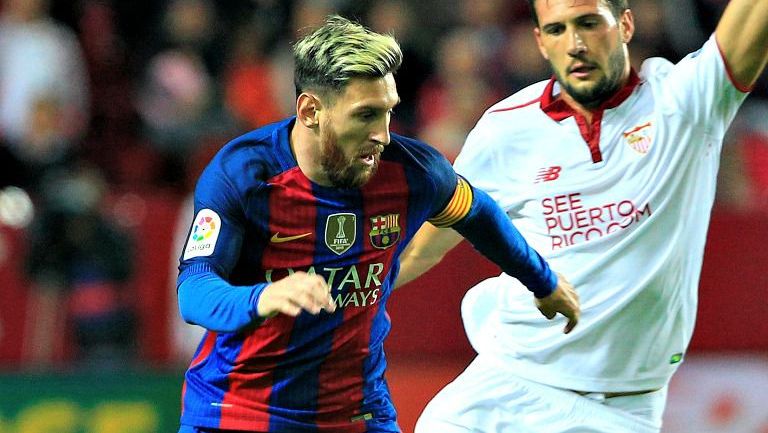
[554,42,628,108]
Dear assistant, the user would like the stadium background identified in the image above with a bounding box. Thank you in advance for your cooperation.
[0,0,765,432]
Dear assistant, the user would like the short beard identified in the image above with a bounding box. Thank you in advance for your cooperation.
[319,125,377,189]
[555,46,627,109]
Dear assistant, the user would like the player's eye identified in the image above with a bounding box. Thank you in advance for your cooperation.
[543,24,565,36]
[357,111,377,121]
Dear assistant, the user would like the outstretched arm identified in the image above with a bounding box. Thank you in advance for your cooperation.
[716,0,768,89]
[394,223,463,288]
[398,180,580,333]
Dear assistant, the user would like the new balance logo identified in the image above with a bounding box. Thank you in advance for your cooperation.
[535,166,562,183]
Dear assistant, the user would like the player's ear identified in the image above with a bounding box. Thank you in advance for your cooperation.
[619,9,634,44]
[297,93,322,128]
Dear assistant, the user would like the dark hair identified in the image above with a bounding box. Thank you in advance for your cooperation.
[526,0,629,27]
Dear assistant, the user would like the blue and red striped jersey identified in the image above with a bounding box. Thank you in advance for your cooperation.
[177,117,468,432]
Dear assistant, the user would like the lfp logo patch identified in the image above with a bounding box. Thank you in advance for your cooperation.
[183,209,222,260]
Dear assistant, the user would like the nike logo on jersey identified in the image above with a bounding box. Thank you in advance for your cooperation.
[535,166,562,183]
[270,232,313,243]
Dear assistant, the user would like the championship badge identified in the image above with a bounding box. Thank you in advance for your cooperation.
[325,213,356,255]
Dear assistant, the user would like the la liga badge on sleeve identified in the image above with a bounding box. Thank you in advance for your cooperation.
[183,208,222,260]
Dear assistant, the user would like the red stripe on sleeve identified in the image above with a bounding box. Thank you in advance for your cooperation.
[714,34,754,93]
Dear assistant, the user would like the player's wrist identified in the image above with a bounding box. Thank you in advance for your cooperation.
[531,268,557,299]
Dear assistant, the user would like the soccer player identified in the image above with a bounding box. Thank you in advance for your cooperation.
[175,16,579,433]
[399,1,768,432]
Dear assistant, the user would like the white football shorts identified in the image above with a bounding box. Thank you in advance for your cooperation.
[414,354,667,433]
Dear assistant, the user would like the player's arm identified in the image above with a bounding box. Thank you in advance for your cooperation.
[177,164,334,333]
[401,175,580,333]
[394,223,462,288]
[715,0,768,89]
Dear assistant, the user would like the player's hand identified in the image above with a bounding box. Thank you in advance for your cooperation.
[535,273,580,334]
[257,272,336,318]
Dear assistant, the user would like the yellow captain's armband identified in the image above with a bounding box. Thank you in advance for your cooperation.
[428,176,474,228]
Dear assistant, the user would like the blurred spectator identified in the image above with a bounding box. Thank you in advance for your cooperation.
[495,21,550,94]
[24,163,136,368]
[223,19,285,130]
[366,0,432,135]
[0,0,89,156]
[459,0,511,61]
[416,27,499,160]
[158,0,228,78]
[77,1,139,177]
[628,0,672,67]
[136,49,236,190]
[134,0,238,191]
[418,77,493,162]
[717,99,768,211]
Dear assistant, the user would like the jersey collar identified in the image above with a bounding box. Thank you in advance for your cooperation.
[540,69,641,121]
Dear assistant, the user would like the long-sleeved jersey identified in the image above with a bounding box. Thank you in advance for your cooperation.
[456,35,748,393]
[177,117,554,432]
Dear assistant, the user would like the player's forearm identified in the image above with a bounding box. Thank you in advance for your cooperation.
[177,264,267,332]
[395,224,463,289]
[452,188,556,298]
[395,251,444,288]
[716,0,768,88]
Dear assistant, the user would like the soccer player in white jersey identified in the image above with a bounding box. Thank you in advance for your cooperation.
[396,0,768,432]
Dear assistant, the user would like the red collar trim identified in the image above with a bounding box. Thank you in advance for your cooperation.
[540,69,641,121]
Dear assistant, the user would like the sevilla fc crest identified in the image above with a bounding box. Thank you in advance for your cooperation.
[623,121,653,155]
[369,214,401,249]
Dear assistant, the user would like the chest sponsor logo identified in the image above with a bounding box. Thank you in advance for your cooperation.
[369,213,400,249]
[542,193,652,249]
[265,262,385,308]
[534,166,562,183]
[325,213,356,255]
[623,122,653,154]
[183,209,221,260]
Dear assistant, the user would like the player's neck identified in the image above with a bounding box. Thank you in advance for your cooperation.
[290,124,332,186]
[559,92,599,124]
[559,69,632,125]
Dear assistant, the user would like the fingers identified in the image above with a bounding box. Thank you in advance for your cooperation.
[563,315,578,334]
[562,304,580,333]
[258,272,336,318]
[542,308,556,320]
[534,273,581,333]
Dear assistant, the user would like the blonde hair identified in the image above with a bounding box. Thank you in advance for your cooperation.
[293,15,402,97]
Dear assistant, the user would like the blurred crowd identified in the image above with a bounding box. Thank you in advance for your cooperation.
[0,0,765,368]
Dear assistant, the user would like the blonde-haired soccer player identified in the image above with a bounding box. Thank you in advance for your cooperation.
[176,15,578,433]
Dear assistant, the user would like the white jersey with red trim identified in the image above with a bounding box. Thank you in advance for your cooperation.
[454,34,749,392]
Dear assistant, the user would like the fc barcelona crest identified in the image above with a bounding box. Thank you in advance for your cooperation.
[623,121,653,155]
[369,214,401,249]
[325,213,356,255]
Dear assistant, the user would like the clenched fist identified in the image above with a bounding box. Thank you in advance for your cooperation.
[258,272,337,318]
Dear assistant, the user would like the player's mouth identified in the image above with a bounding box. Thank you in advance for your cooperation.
[358,145,384,167]
[568,62,597,79]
